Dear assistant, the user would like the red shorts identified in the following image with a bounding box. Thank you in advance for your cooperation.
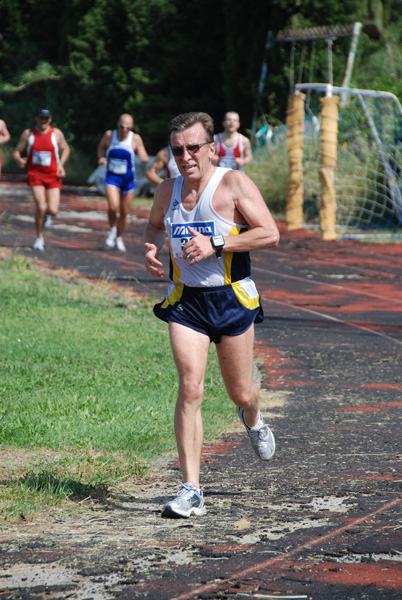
[27,172,62,189]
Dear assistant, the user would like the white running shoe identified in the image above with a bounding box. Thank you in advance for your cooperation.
[115,237,126,252]
[105,227,117,248]
[237,406,275,461]
[33,237,44,251]
[162,482,206,518]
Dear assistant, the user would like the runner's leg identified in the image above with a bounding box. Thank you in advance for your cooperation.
[45,187,61,217]
[105,185,120,229]
[32,186,47,238]
[216,324,260,428]
[169,322,210,488]
[116,189,134,238]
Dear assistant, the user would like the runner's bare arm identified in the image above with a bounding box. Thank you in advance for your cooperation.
[133,134,149,164]
[97,130,112,165]
[143,180,173,278]
[185,170,279,262]
[12,130,30,168]
[225,171,279,251]
[56,130,71,176]
[0,120,11,145]
[146,148,170,186]
[236,135,253,168]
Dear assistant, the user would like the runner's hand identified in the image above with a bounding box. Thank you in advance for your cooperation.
[183,226,215,265]
[144,243,165,278]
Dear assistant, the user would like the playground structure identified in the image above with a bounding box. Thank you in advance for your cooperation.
[257,22,402,239]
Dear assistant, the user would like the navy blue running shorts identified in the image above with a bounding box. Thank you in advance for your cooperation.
[153,282,264,344]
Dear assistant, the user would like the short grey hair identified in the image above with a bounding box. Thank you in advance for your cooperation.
[168,112,214,143]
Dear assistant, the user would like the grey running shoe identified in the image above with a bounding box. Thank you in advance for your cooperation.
[236,406,275,461]
[162,482,206,518]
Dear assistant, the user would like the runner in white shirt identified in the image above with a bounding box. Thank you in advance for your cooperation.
[144,112,279,519]
[213,111,253,171]
[97,113,149,251]
[146,145,180,187]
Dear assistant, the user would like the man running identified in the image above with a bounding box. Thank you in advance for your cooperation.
[146,145,180,187]
[97,113,149,252]
[13,108,70,251]
[144,112,279,518]
[213,111,253,171]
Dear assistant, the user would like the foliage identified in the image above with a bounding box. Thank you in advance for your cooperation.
[0,0,242,156]
[1,0,402,184]
[247,139,289,215]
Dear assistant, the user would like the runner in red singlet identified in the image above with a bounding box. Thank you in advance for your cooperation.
[212,111,253,171]
[13,108,70,251]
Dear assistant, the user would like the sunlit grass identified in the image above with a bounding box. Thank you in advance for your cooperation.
[0,254,236,523]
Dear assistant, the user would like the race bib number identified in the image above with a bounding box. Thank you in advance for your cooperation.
[171,221,215,258]
[108,158,128,175]
[32,150,52,167]
[219,155,237,170]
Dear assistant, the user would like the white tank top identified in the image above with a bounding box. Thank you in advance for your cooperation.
[164,167,250,287]
[106,130,135,175]
[166,147,180,178]
[215,133,244,171]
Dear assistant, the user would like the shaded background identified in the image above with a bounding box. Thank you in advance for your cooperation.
[1,0,402,172]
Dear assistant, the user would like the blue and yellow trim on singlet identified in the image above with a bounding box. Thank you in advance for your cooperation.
[153,273,263,343]
[161,226,260,313]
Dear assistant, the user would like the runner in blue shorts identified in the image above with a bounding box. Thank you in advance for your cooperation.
[154,282,263,344]
[104,171,135,195]
[144,112,280,519]
[97,113,149,251]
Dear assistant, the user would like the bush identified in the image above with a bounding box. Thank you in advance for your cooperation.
[247,141,289,216]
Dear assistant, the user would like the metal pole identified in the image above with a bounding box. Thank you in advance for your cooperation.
[251,30,273,134]
[341,22,362,107]
[342,22,362,89]
[294,84,402,118]
[327,38,334,87]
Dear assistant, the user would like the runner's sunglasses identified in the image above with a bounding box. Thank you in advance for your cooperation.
[171,142,210,157]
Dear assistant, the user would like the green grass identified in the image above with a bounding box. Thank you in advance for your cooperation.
[0,254,235,522]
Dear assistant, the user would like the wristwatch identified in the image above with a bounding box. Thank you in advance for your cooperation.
[211,234,225,258]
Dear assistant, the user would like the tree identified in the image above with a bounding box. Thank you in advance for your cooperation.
[1,0,401,169]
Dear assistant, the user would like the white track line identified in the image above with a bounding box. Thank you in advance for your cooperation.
[272,245,402,273]
[262,295,402,346]
[254,265,402,305]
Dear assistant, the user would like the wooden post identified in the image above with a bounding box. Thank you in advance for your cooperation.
[319,94,340,240]
[286,92,306,231]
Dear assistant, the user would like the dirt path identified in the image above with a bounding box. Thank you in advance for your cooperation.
[0,178,401,599]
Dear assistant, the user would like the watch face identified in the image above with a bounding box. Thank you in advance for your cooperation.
[212,235,224,248]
